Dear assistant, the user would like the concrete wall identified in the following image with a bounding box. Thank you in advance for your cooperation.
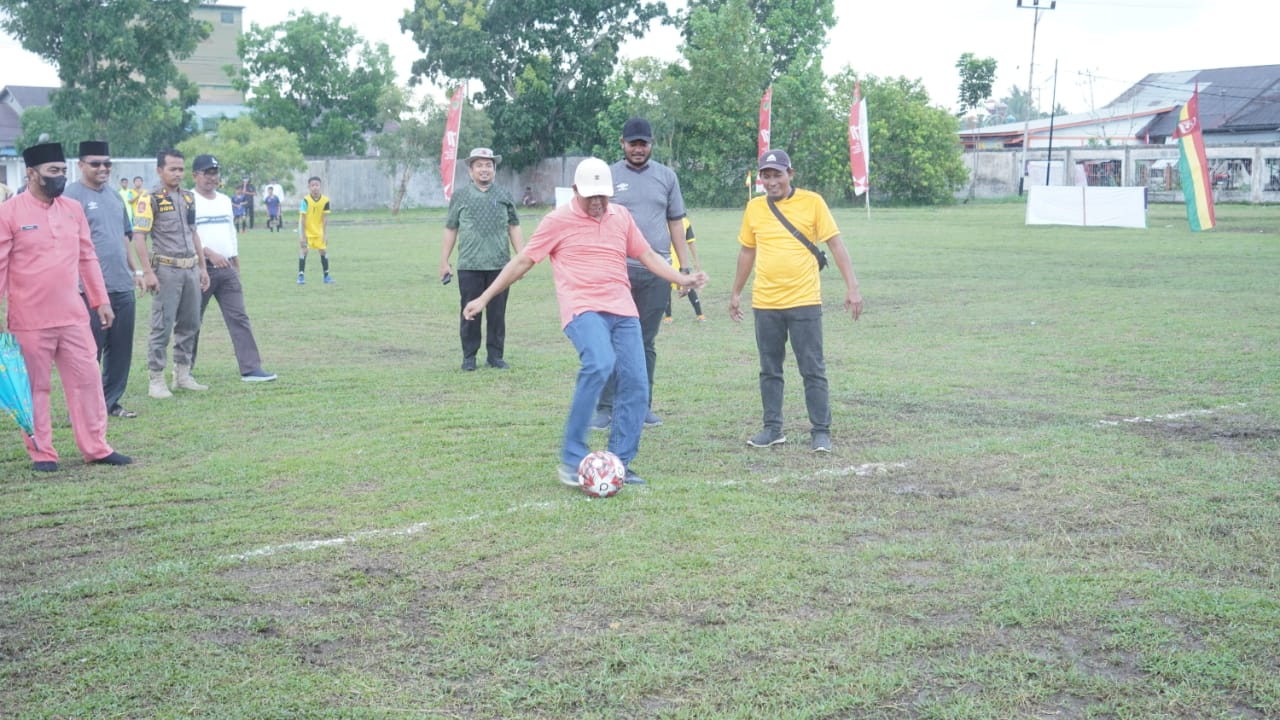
[279,155,591,212]
[11,147,1280,208]
[959,145,1280,203]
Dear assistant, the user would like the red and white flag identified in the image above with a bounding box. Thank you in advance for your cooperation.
[440,85,464,202]
[849,82,869,197]
[756,85,772,193]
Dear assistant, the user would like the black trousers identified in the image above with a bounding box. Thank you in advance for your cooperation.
[84,289,136,412]
[457,269,508,362]
[597,265,669,413]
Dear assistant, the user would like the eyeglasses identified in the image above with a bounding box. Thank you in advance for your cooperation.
[84,160,113,168]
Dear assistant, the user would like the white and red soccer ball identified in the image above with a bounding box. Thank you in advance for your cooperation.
[577,450,626,498]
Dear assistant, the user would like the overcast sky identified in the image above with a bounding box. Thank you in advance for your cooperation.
[2,0,1271,116]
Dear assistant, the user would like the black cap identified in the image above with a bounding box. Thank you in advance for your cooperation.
[78,140,110,157]
[758,149,792,172]
[22,142,65,166]
[192,154,220,173]
[622,117,653,142]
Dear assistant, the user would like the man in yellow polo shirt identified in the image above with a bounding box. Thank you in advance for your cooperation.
[729,149,863,453]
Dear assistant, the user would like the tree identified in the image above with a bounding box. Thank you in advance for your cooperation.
[373,96,495,215]
[956,52,997,115]
[400,0,667,169]
[591,56,684,161]
[684,0,835,78]
[830,69,967,205]
[998,84,1067,123]
[230,11,396,156]
[176,117,306,195]
[0,0,207,156]
[671,0,772,206]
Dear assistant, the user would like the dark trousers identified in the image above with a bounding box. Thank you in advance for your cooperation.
[597,265,669,413]
[458,269,507,362]
[84,289,136,412]
[246,202,255,229]
[193,263,263,375]
[754,305,830,433]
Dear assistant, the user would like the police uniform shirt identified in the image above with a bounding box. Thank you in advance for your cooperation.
[133,186,197,258]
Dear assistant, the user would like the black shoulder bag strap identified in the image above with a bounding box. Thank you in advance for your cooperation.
[766,197,828,270]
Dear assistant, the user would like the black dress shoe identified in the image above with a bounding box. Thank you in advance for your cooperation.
[487,358,509,369]
[461,357,477,371]
[33,461,58,472]
[91,451,133,466]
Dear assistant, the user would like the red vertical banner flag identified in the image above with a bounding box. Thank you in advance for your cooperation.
[849,82,869,197]
[1172,84,1216,231]
[756,85,772,193]
[440,85,465,202]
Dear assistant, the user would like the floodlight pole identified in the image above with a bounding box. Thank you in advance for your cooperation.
[1017,0,1055,195]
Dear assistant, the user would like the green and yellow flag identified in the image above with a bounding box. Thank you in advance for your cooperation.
[1172,85,1216,231]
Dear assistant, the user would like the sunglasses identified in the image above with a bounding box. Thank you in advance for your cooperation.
[84,160,113,168]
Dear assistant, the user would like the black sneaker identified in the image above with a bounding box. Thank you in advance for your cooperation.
[811,431,832,453]
[33,461,58,472]
[91,451,133,466]
[487,358,509,369]
[747,428,786,447]
[643,410,663,428]
[461,357,477,371]
[589,410,611,431]
[623,469,647,485]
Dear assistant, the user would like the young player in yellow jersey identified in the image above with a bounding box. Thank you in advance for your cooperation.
[297,176,332,284]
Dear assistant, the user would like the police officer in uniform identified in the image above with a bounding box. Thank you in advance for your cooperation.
[131,149,210,399]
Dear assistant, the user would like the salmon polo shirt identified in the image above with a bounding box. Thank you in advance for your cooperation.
[0,191,109,330]
[522,200,651,329]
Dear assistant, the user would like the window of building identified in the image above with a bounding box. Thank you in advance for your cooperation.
[1208,158,1251,192]
[221,11,235,24]
[1265,158,1280,192]
[1135,158,1178,191]
[1078,160,1121,187]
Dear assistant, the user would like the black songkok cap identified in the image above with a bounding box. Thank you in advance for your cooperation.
[78,140,110,157]
[23,142,66,166]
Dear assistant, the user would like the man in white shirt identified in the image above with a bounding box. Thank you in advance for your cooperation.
[189,155,276,382]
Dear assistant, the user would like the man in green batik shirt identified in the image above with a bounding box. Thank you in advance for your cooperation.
[440,148,524,371]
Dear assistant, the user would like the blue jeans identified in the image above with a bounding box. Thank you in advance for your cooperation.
[562,312,646,470]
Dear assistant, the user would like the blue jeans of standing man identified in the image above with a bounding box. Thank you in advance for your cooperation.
[754,305,830,434]
[562,312,646,470]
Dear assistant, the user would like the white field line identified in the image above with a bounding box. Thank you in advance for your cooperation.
[224,500,565,562]
[1097,402,1247,426]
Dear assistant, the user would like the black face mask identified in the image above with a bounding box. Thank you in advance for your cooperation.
[40,175,67,198]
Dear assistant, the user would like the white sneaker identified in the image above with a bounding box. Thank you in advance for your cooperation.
[558,464,580,487]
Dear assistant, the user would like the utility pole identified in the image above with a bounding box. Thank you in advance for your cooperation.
[1017,0,1056,195]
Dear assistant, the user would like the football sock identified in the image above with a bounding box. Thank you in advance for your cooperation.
[689,290,703,316]
[298,257,306,274]
[321,255,330,275]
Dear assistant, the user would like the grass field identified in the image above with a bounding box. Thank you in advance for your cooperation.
[2,202,1277,719]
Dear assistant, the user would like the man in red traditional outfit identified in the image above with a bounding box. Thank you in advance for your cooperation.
[0,142,132,472]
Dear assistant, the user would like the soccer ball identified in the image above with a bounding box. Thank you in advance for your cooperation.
[577,451,626,498]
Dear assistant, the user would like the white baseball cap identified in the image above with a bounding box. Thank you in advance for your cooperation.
[573,157,614,197]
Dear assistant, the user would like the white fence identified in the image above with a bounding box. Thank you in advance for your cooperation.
[960,145,1280,203]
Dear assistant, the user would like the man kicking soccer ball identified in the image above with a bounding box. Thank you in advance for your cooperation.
[463,158,707,487]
